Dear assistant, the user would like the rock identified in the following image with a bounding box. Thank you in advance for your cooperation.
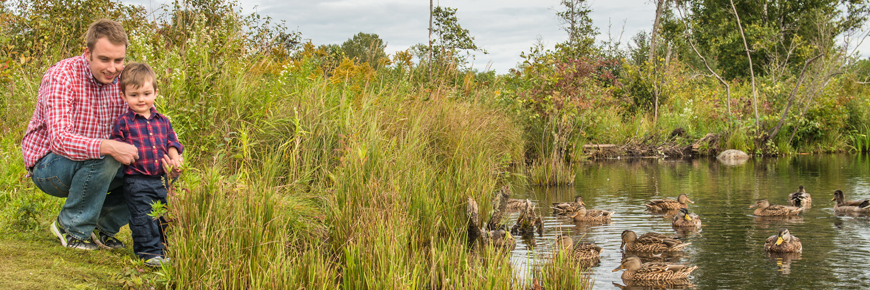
[717,149,749,165]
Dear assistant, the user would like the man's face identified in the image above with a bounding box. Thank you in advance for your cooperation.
[84,37,126,84]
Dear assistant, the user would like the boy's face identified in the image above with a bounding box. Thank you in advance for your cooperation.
[85,37,126,84]
[122,80,157,115]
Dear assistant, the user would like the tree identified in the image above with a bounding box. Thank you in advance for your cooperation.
[663,0,869,80]
[340,32,387,68]
[413,6,486,68]
[556,0,597,59]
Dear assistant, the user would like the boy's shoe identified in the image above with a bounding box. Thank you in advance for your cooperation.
[144,256,171,268]
[50,221,98,250]
[91,229,126,250]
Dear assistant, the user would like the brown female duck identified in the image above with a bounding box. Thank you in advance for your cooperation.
[671,208,701,228]
[832,190,870,215]
[570,204,614,223]
[612,256,697,281]
[552,196,584,215]
[556,235,602,264]
[620,230,690,252]
[764,228,802,253]
[645,194,694,212]
[750,199,802,217]
[788,185,812,208]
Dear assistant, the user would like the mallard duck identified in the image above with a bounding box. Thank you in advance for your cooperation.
[832,190,870,215]
[788,185,812,208]
[671,208,701,228]
[645,194,694,212]
[570,203,614,223]
[552,196,584,215]
[764,228,802,253]
[556,235,602,263]
[750,199,802,217]
[620,230,690,252]
[612,256,697,281]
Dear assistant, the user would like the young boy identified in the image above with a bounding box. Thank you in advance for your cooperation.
[111,62,183,267]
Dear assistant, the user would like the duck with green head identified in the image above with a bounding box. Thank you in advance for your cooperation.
[788,185,812,208]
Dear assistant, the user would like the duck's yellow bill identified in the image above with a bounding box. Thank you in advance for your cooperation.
[776,237,783,245]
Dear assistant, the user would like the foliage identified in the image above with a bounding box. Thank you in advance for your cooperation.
[412,6,486,69]
[556,0,598,59]
[340,32,388,69]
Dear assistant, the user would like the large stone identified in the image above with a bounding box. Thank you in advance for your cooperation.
[717,149,749,165]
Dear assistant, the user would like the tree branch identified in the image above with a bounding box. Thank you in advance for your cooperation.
[766,53,824,142]
[730,0,760,129]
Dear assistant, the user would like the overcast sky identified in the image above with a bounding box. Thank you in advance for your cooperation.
[122,0,868,74]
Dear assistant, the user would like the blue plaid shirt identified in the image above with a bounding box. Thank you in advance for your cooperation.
[110,107,183,176]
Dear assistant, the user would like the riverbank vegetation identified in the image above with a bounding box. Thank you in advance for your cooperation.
[1,0,868,288]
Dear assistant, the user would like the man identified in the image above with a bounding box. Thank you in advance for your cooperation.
[22,19,140,250]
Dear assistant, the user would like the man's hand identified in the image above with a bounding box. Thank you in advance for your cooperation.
[162,154,183,179]
[100,140,139,165]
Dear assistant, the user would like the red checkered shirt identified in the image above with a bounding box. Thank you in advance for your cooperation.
[21,53,127,169]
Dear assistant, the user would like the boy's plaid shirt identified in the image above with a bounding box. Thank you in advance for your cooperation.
[111,107,184,176]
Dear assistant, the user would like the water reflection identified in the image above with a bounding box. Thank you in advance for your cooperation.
[507,154,870,289]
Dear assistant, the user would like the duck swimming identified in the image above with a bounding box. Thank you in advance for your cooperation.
[750,199,802,217]
[645,194,694,212]
[671,208,701,228]
[788,185,812,208]
[612,256,697,281]
[764,228,802,253]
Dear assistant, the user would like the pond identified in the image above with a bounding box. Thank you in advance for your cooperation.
[509,154,870,289]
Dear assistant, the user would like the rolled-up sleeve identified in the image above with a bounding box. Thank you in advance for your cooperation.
[165,121,183,155]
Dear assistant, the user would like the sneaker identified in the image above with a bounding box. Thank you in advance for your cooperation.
[50,221,99,250]
[144,256,171,267]
[91,229,126,250]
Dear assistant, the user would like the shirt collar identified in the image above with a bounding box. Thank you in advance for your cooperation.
[80,53,119,86]
[127,106,161,120]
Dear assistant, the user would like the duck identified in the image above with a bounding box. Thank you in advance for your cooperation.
[788,185,812,208]
[552,196,584,215]
[671,208,701,228]
[556,235,602,264]
[764,228,802,253]
[612,256,697,281]
[505,198,533,212]
[620,230,690,252]
[570,203,614,223]
[750,199,803,217]
[832,190,870,215]
[645,194,694,212]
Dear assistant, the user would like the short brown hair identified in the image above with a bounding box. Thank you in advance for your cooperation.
[85,19,129,51]
[120,62,158,94]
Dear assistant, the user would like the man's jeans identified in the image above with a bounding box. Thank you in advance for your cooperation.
[124,175,169,259]
[30,153,129,241]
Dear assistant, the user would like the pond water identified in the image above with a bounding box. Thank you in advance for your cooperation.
[509,154,870,289]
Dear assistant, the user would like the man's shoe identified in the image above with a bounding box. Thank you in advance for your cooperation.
[91,229,125,250]
[50,221,99,250]
[144,256,170,267]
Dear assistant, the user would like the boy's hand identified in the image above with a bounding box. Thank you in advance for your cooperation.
[162,154,184,179]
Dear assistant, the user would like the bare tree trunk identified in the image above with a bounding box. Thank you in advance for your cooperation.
[730,0,759,129]
[677,3,733,130]
[649,0,665,63]
[650,0,666,128]
[428,0,433,97]
[766,54,823,141]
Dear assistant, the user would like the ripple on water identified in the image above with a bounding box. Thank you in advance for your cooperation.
[505,155,870,290]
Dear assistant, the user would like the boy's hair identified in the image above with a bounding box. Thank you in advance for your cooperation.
[85,19,129,51]
[120,62,158,94]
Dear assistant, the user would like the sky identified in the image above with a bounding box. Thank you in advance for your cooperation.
[122,0,868,74]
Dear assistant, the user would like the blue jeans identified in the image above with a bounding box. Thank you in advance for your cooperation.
[30,153,129,240]
[124,175,169,259]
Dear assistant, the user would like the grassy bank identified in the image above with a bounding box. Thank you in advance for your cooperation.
[2,0,868,289]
